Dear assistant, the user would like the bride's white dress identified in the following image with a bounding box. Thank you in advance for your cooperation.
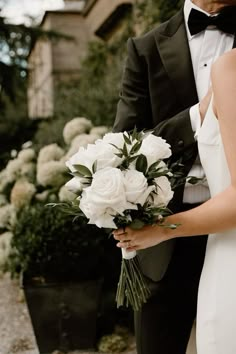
[196,99,236,353]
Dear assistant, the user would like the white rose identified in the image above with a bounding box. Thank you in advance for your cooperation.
[124,170,155,206]
[139,134,171,167]
[65,176,88,194]
[93,141,123,170]
[150,176,174,206]
[101,132,125,150]
[79,167,136,228]
[66,141,122,174]
[101,132,139,155]
[65,146,94,173]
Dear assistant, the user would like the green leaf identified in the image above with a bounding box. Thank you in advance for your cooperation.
[130,141,142,155]
[148,170,168,179]
[136,154,148,174]
[123,133,131,145]
[123,142,128,157]
[187,176,204,185]
[92,160,97,174]
[148,160,161,172]
[162,223,181,229]
[128,155,138,164]
[110,143,122,152]
[131,126,138,141]
[73,164,92,177]
[72,171,84,178]
[115,153,124,158]
[130,219,145,229]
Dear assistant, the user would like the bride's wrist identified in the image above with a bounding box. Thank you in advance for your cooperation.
[154,216,178,241]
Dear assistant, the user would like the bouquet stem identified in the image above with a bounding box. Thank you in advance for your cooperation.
[115,249,151,311]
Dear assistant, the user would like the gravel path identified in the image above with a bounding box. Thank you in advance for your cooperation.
[0,273,38,354]
[0,273,197,354]
[0,273,136,354]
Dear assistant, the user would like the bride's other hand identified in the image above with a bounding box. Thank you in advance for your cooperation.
[199,86,212,124]
[113,225,167,251]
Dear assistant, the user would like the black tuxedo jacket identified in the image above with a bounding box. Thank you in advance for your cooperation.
[113,8,236,282]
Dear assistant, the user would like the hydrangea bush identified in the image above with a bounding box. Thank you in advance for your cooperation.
[0,117,111,273]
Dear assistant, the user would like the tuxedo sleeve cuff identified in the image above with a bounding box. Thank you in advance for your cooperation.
[189,103,201,140]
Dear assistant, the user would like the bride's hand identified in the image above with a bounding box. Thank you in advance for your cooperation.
[113,224,167,251]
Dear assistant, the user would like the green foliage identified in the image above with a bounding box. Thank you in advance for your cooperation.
[135,0,161,32]
[54,0,183,127]
[158,0,184,22]
[32,116,67,152]
[8,203,108,282]
[0,12,71,106]
[0,114,37,170]
[55,26,134,126]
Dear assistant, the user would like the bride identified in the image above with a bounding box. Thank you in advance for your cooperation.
[113,48,236,353]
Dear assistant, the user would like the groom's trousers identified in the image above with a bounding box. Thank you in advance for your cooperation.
[134,203,208,354]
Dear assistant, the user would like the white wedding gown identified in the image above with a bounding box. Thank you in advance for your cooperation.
[196,98,236,353]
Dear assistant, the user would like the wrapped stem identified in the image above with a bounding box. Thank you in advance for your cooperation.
[115,249,151,311]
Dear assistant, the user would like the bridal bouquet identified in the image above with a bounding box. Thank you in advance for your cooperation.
[53,129,176,311]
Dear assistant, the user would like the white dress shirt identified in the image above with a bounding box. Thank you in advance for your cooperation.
[182,0,234,204]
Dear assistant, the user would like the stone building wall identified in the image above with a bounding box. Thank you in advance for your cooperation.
[28,18,54,118]
[28,10,91,118]
[27,0,134,118]
[84,0,133,39]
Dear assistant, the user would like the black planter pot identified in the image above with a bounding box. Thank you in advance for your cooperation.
[22,275,103,354]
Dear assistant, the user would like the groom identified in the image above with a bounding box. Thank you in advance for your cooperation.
[113,0,236,353]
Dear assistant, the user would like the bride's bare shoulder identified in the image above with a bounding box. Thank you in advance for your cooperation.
[212,49,236,82]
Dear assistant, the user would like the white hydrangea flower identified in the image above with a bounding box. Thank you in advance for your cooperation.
[6,158,22,180]
[58,185,76,202]
[35,190,50,202]
[0,170,14,193]
[0,232,13,267]
[10,149,18,158]
[37,161,68,187]
[10,179,36,210]
[21,141,33,149]
[63,117,93,145]
[20,162,36,181]
[0,195,7,207]
[71,133,100,149]
[37,144,65,166]
[17,148,36,163]
[90,126,110,137]
[0,204,15,230]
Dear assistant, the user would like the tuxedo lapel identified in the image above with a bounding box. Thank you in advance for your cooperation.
[154,10,198,108]
[233,34,236,48]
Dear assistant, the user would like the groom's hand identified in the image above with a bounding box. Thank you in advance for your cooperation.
[199,87,212,124]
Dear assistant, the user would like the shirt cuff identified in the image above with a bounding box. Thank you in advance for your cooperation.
[189,103,201,140]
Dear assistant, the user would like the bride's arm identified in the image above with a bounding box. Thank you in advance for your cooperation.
[114,50,236,251]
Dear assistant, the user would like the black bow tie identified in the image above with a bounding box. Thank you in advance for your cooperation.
[188,6,236,36]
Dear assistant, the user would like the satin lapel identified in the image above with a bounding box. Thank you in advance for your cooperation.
[154,10,198,107]
[233,34,236,48]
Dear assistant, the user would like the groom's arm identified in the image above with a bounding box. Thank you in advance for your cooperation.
[113,37,196,157]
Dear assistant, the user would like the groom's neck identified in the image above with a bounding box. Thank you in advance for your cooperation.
[191,0,236,14]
